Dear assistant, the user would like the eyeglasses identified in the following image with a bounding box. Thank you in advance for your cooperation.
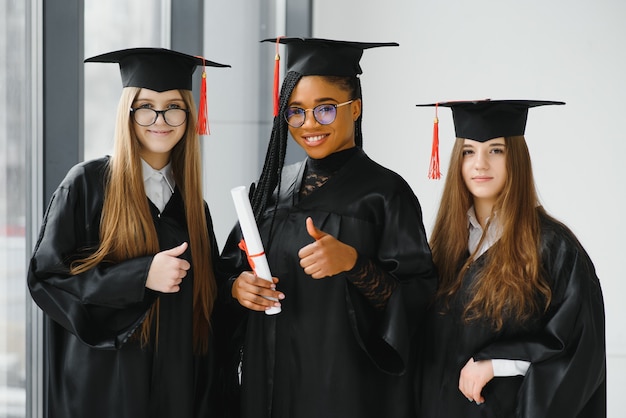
[284,100,355,128]
[130,107,189,127]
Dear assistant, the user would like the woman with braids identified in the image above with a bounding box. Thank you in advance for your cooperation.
[27,48,229,418]
[220,38,437,418]
[415,100,606,417]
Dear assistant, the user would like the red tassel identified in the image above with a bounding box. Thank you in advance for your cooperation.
[428,104,441,180]
[273,37,281,117]
[196,62,210,136]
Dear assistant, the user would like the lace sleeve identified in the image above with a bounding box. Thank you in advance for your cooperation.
[345,254,398,311]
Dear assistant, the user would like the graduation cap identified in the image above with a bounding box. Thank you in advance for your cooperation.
[85,47,230,135]
[261,37,399,116]
[416,99,565,179]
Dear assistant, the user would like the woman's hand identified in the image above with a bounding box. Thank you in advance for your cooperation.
[232,271,284,311]
[298,217,358,279]
[146,242,191,293]
[458,357,494,404]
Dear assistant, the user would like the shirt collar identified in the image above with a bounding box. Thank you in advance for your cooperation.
[467,206,482,229]
[467,206,502,258]
[141,159,175,192]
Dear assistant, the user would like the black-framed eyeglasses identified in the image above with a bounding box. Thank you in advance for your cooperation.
[284,100,355,128]
[130,107,189,127]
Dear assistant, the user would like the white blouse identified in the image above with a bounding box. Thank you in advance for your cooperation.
[141,159,175,213]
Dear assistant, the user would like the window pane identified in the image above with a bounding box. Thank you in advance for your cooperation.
[84,0,167,161]
[0,1,27,417]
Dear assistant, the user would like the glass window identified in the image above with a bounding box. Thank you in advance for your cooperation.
[84,0,168,161]
[1,1,27,417]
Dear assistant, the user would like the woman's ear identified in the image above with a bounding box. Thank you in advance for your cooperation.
[352,98,362,121]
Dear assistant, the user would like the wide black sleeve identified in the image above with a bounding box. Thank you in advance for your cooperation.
[345,254,398,310]
[344,186,438,375]
[474,224,606,417]
[27,167,156,349]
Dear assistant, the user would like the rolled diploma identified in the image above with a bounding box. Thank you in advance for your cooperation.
[230,186,281,315]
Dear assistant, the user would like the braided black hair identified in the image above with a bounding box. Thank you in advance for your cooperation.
[355,78,363,147]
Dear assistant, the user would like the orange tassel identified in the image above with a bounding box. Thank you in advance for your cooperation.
[196,61,210,136]
[273,37,281,117]
[428,104,441,180]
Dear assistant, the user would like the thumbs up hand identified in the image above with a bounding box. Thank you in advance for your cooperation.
[146,242,191,293]
[305,216,328,241]
[298,217,358,279]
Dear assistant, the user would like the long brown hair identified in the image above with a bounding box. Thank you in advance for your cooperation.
[430,136,551,330]
[71,87,216,353]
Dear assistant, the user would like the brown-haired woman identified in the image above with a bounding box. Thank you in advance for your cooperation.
[27,48,229,418]
[416,100,606,418]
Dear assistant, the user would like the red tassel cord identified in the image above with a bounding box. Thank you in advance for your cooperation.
[428,104,441,180]
[197,61,210,136]
[273,37,281,117]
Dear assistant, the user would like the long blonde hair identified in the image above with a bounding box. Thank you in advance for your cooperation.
[71,87,216,353]
[430,136,551,330]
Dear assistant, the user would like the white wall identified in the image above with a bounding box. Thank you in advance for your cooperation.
[313,0,625,415]
[202,1,276,248]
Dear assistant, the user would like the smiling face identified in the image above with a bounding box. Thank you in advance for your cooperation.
[132,88,187,169]
[286,75,361,159]
[461,137,508,213]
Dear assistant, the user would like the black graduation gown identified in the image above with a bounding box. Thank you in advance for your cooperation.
[418,214,606,418]
[27,157,220,418]
[221,149,437,418]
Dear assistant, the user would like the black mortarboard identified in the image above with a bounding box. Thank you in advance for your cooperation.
[85,47,230,135]
[416,99,565,179]
[261,37,398,77]
[417,99,565,143]
[84,47,230,92]
[261,37,398,116]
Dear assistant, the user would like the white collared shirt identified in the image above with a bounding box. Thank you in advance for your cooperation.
[468,206,502,259]
[467,206,531,377]
[141,159,175,213]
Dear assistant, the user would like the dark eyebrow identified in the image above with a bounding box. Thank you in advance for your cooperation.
[288,97,340,107]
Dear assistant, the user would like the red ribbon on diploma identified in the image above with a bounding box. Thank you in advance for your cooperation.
[238,239,265,271]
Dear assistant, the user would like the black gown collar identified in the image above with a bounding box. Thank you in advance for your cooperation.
[305,147,359,175]
[291,147,361,206]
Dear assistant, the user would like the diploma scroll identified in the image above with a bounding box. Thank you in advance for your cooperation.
[230,186,281,315]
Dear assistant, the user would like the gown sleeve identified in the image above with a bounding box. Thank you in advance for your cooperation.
[344,184,438,375]
[27,167,157,349]
[345,254,398,311]
[473,222,606,417]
